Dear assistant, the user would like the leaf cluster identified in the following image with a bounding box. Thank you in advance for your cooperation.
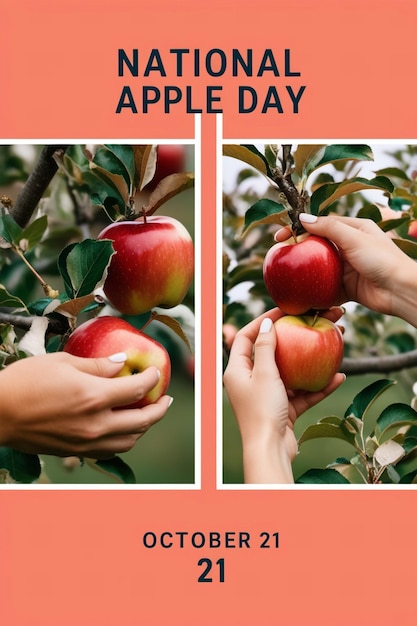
[296,380,417,484]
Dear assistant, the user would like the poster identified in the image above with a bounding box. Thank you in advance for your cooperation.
[1,1,417,624]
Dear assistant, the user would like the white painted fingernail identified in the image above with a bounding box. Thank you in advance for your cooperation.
[156,368,161,380]
[259,318,273,334]
[299,213,318,223]
[108,352,127,363]
[168,396,174,407]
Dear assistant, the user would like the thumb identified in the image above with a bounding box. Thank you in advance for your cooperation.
[252,317,279,380]
[64,351,130,379]
[298,213,363,253]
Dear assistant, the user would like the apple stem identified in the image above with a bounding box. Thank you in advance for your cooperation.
[312,311,320,326]
[139,310,157,332]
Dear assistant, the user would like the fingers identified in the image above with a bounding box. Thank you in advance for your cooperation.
[97,366,163,409]
[72,395,174,459]
[274,214,386,249]
[251,317,279,382]
[63,352,130,378]
[290,372,346,419]
[319,306,345,324]
[225,309,283,377]
[298,213,387,251]
[102,394,173,437]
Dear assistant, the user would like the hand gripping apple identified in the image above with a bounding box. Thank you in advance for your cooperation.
[64,316,171,408]
[263,233,343,315]
[98,215,194,316]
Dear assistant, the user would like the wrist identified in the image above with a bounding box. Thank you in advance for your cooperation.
[241,430,294,484]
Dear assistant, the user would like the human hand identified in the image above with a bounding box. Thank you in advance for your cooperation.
[274,214,417,326]
[223,308,345,483]
[0,352,173,459]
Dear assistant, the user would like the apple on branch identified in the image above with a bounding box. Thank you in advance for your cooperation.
[263,233,343,315]
[144,145,186,190]
[64,316,171,409]
[273,315,344,392]
[98,215,194,316]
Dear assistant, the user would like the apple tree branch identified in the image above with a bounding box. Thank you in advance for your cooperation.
[10,145,70,227]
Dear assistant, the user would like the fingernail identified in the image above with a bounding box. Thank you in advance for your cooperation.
[168,396,174,407]
[108,352,127,363]
[299,213,318,223]
[156,368,161,380]
[259,317,273,334]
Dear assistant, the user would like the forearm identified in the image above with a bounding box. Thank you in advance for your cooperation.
[241,432,294,484]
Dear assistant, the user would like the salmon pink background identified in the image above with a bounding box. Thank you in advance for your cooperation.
[2,1,417,624]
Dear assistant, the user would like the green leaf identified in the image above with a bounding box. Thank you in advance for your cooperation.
[296,468,350,484]
[236,168,260,184]
[223,144,272,178]
[296,144,373,180]
[327,460,367,484]
[344,379,396,420]
[0,447,41,484]
[356,204,383,222]
[314,144,373,170]
[298,416,357,448]
[82,170,127,218]
[241,199,289,237]
[264,144,279,169]
[385,331,415,353]
[0,284,27,310]
[105,145,136,188]
[18,215,48,252]
[375,403,417,441]
[374,167,411,182]
[58,239,115,299]
[0,214,22,245]
[392,237,417,260]
[399,469,417,484]
[310,176,394,215]
[94,457,136,484]
[378,216,410,233]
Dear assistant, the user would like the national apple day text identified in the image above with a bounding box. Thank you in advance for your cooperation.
[116,48,306,115]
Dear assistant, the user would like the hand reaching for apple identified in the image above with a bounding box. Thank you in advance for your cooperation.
[275,213,417,327]
[223,308,345,484]
[0,352,173,459]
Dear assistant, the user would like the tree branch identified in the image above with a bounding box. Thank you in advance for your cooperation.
[342,350,417,375]
[0,311,69,335]
[10,145,70,227]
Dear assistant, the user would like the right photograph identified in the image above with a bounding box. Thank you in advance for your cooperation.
[222,142,417,486]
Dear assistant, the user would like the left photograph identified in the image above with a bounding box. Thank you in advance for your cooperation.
[0,143,196,486]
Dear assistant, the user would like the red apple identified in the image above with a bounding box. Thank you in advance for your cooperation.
[145,145,186,190]
[263,234,343,315]
[274,315,344,392]
[63,316,171,408]
[98,215,194,315]
[408,220,417,239]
